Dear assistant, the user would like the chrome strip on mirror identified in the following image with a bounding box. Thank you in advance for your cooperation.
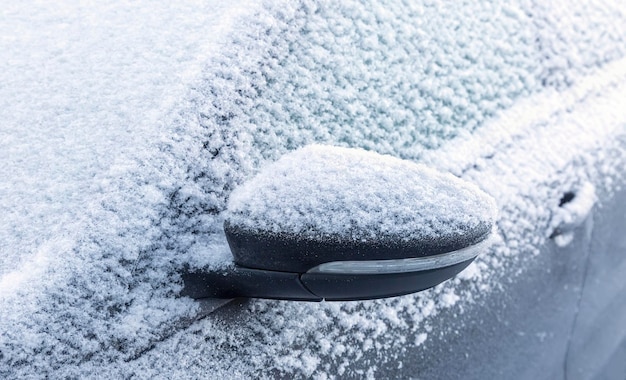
[307,235,494,275]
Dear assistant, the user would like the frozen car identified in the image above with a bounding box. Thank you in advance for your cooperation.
[1,0,626,379]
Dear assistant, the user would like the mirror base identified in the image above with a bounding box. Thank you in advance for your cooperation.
[181,258,474,301]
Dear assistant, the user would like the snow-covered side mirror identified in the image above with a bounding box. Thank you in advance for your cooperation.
[182,145,497,301]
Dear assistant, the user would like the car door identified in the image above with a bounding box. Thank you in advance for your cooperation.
[566,184,626,379]
[97,2,626,378]
[118,57,626,379]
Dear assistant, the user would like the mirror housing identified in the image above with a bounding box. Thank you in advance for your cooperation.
[182,145,497,301]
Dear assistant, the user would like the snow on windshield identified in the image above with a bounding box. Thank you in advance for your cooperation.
[1,0,625,378]
[0,1,249,277]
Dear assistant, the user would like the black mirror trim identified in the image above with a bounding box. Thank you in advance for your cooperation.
[301,259,474,301]
[181,266,321,301]
[181,257,474,301]
[225,221,491,273]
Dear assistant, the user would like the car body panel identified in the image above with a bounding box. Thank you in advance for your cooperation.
[112,62,626,378]
[567,189,626,379]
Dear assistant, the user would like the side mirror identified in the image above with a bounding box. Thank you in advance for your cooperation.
[182,145,497,301]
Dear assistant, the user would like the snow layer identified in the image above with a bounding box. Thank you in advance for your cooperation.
[116,61,626,379]
[1,0,626,378]
[227,144,497,244]
[0,0,256,374]
[0,0,250,276]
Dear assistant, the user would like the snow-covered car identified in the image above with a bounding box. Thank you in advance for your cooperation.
[1,1,626,379]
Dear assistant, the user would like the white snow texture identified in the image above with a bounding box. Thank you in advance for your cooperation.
[1,0,626,378]
[226,144,497,243]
